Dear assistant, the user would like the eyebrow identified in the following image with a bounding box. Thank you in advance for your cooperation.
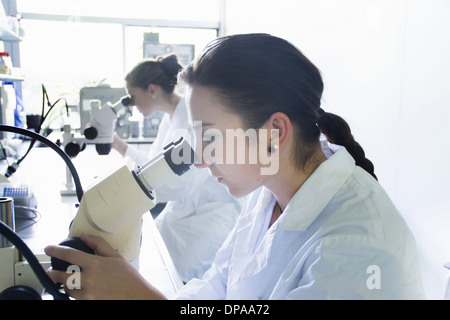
[193,122,215,129]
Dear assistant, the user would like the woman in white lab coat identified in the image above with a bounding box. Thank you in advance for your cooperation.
[112,54,241,283]
[45,34,425,299]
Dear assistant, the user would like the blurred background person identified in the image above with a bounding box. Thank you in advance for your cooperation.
[112,54,242,283]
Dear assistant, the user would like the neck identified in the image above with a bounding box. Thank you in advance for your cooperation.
[266,145,326,212]
[162,94,181,118]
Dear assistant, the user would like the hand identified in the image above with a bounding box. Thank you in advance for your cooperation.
[45,233,166,300]
[111,134,128,156]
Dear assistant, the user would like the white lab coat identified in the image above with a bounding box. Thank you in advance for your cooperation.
[125,98,241,282]
[175,142,425,299]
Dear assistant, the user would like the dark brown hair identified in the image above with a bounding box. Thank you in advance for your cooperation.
[179,33,377,180]
[125,54,182,94]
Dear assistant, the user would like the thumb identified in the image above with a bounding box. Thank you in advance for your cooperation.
[79,233,122,258]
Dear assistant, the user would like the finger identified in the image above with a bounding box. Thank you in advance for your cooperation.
[44,244,93,268]
[47,269,84,300]
[46,267,70,286]
[64,286,84,300]
[79,233,122,258]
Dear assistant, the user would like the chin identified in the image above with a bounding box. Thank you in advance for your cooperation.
[141,110,152,118]
[224,184,252,199]
[138,106,152,118]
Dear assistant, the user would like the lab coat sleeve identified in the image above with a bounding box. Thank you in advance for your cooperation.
[284,234,425,300]
[155,198,241,282]
[174,220,240,300]
[124,144,149,167]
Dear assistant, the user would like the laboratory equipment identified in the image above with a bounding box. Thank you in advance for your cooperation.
[79,87,128,134]
[0,124,81,300]
[54,136,194,269]
[0,183,37,222]
[59,94,130,195]
[82,95,133,155]
[0,196,50,300]
[61,95,132,157]
[0,83,16,139]
[79,86,163,141]
[0,124,194,299]
[142,112,163,138]
[0,52,12,75]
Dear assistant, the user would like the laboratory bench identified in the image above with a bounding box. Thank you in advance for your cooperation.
[0,140,183,299]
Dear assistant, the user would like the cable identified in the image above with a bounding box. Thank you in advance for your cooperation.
[0,220,69,300]
[13,97,68,167]
[0,140,10,164]
[14,205,41,232]
[16,85,52,165]
[0,125,84,202]
[6,85,70,178]
[0,124,83,300]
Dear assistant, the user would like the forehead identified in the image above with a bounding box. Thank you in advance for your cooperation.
[125,83,144,94]
[125,83,136,95]
[185,84,243,129]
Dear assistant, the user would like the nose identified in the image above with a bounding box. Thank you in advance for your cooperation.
[192,141,214,169]
[193,149,210,169]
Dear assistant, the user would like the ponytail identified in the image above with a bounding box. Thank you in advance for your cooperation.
[125,54,182,94]
[316,111,377,180]
[157,54,183,84]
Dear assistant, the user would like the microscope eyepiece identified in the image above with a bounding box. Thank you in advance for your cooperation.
[133,137,194,193]
[163,138,194,176]
[121,95,133,106]
[95,143,112,155]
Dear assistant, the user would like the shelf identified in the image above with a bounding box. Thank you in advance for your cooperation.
[0,23,24,81]
[0,25,22,42]
[0,73,24,81]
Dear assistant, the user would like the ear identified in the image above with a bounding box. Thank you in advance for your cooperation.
[147,84,159,97]
[263,112,292,153]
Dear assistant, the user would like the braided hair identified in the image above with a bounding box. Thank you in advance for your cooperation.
[317,110,377,180]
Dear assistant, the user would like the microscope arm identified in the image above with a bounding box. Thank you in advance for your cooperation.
[53,137,193,269]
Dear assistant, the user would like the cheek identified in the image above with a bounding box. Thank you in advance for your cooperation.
[219,163,263,196]
[139,108,152,118]
[135,99,152,117]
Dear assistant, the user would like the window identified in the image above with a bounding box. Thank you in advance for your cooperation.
[17,0,220,22]
[15,0,221,124]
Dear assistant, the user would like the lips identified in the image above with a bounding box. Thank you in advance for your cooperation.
[209,171,224,182]
[211,174,223,181]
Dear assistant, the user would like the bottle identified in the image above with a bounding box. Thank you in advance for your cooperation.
[0,52,12,75]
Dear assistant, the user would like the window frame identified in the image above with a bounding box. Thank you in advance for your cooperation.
[2,0,224,120]
[18,6,223,74]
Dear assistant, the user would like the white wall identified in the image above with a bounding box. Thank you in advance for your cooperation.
[224,0,450,299]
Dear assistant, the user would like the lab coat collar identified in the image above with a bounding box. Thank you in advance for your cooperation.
[277,145,356,231]
[228,145,356,289]
[171,97,186,125]
[162,97,193,144]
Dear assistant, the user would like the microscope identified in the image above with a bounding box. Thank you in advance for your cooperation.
[62,95,134,158]
[53,136,194,270]
[0,97,195,299]
[60,95,132,195]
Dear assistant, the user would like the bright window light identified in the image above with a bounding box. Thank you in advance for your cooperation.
[16,0,220,123]
[17,0,220,21]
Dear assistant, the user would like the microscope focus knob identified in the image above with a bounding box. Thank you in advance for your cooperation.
[83,126,98,140]
[0,285,42,300]
[51,237,95,271]
[64,142,81,157]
